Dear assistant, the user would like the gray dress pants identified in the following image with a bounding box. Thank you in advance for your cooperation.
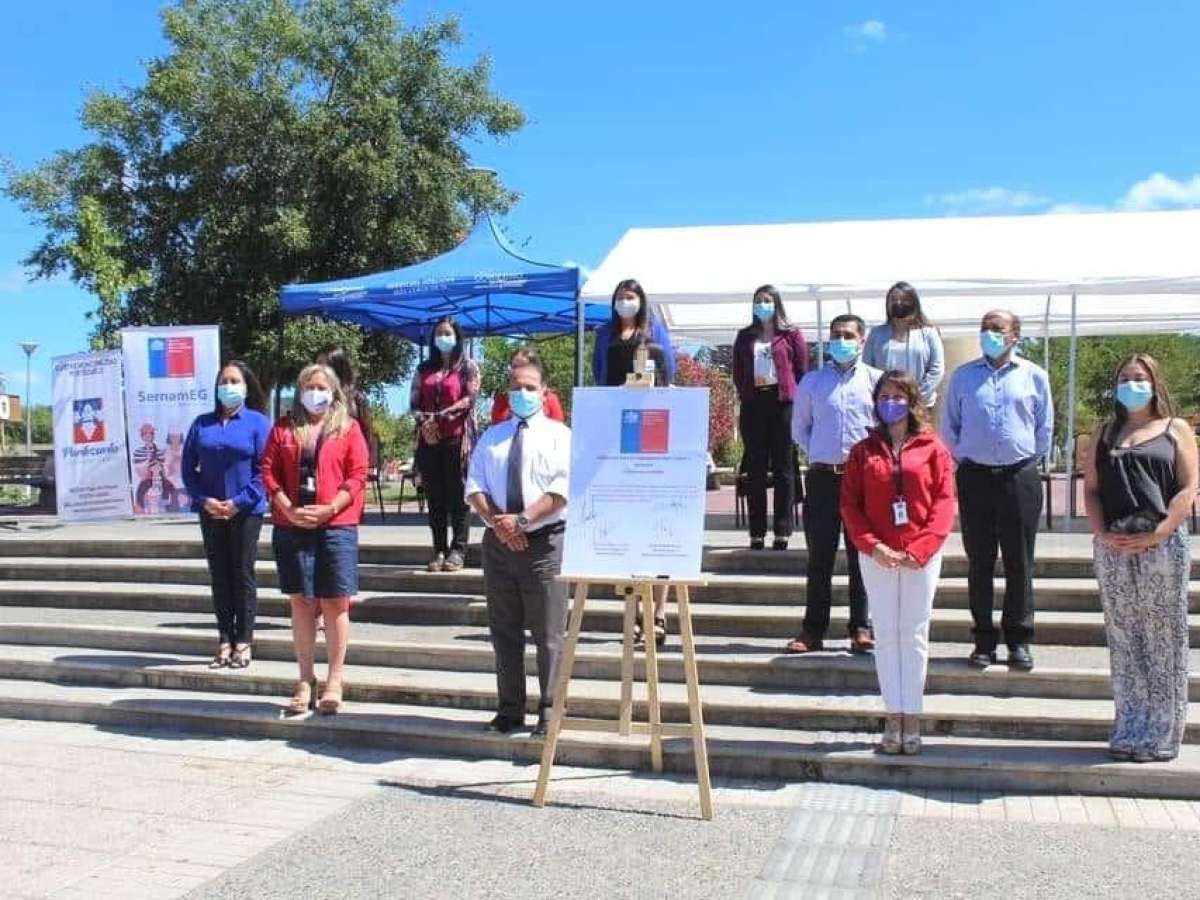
[481,525,568,719]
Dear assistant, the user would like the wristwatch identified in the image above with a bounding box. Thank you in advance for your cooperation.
[515,514,530,530]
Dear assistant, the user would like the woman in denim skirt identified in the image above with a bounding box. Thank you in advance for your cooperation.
[262,364,369,715]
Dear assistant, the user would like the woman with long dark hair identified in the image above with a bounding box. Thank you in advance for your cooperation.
[410,317,480,572]
[863,282,945,408]
[592,278,676,387]
[841,370,956,754]
[1084,354,1198,762]
[182,360,271,669]
[315,345,374,457]
[732,285,809,550]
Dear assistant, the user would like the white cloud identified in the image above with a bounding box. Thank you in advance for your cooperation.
[844,20,887,52]
[923,186,1050,215]
[1117,172,1200,211]
[1044,202,1109,215]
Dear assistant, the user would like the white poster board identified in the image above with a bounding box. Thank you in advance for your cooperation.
[120,325,221,516]
[562,387,710,579]
[51,350,133,522]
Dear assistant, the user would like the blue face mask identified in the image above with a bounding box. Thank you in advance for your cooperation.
[434,334,456,355]
[217,383,246,409]
[753,302,775,323]
[980,329,1010,360]
[828,337,860,365]
[1116,380,1154,412]
[509,387,541,419]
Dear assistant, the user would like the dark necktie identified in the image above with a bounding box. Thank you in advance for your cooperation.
[505,419,527,514]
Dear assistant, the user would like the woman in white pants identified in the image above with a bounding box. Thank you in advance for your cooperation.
[841,371,957,754]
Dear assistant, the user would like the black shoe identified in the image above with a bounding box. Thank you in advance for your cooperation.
[1007,645,1034,671]
[486,714,525,734]
[531,710,552,738]
[750,537,765,551]
[967,649,996,668]
[771,538,789,551]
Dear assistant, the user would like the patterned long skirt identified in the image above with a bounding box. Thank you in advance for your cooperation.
[1094,530,1190,759]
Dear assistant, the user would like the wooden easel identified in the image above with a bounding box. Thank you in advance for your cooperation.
[532,346,714,820]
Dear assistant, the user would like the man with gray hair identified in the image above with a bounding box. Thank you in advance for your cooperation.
[942,310,1053,672]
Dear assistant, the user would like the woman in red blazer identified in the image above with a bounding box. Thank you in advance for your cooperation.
[841,370,956,755]
[262,363,369,716]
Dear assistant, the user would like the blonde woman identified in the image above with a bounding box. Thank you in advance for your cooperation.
[1084,354,1198,762]
[261,364,369,715]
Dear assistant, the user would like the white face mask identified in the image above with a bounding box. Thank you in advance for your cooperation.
[301,388,333,414]
[614,298,640,320]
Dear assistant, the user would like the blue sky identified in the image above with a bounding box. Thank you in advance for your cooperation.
[3,0,1200,407]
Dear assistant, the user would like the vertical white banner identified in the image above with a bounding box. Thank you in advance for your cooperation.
[120,325,221,516]
[52,350,133,522]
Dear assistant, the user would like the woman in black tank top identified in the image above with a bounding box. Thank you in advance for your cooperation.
[1083,353,1199,762]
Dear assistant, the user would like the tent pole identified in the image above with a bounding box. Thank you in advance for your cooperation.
[574,289,584,387]
[1063,290,1079,530]
[1042,294,1051,370]
[813,288,824,365]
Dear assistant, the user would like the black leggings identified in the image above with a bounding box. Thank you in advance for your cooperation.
[417,440,469,554]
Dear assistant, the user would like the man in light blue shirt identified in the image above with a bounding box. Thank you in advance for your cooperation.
[788,314,882,654]
[941,310,1053,672]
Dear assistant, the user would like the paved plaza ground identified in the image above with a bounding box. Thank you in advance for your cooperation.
[6,718,1200,899]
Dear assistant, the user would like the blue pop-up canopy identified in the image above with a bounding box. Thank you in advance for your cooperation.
[280,215,609,342]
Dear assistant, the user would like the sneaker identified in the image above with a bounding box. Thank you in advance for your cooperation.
[1007,645,1034,671]
[443,550,465,572]
[427,552,446,572]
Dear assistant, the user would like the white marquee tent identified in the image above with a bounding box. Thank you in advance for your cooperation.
[578,208,1200,501]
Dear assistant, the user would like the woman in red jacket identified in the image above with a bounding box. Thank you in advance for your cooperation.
[262,363,369,716]
[841,370,956,755]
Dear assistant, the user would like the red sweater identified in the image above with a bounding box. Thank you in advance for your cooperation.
[840,429,957,566]
[261,417,369,528]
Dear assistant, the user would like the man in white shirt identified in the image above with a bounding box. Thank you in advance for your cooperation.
[466,349,571,736]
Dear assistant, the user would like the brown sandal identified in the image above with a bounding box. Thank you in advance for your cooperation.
[318,678,343,715]
[285,678,318,716]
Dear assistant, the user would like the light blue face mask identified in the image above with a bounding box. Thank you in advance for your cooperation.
[753,302,775,323]
[509,387,541,419]
[828,337,860,365]
[217,383,246,409]
[434,334,456,354]
[1116,379,1154,412]
[980,329,1010,360]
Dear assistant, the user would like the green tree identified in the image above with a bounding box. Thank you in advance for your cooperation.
[4,0,524,391]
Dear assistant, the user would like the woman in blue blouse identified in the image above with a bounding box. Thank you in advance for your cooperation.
[863,282,945,408]
[182,360,271,669]
[592,279,676,386]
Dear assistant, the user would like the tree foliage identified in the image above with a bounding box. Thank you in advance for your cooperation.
[4,0,524,390]
[479,334,595,418]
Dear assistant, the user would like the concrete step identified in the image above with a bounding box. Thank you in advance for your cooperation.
[4,608,1200,702]
[0,579,1191,647]
[5,643,1197,745]
[0,557,1164,613]
[2,677,1199,799]
[5,535,1192,580]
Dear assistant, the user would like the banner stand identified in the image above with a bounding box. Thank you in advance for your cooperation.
[533,348,714,821]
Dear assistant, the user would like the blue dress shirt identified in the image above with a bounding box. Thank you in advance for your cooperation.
[181,408,272,514]
[941,355,1054,466]
[791,360,883,465]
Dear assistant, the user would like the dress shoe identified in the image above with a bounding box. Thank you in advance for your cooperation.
[967,648,996,669]
[750,537,765,551]
[771,538,789,551]
[485,714,525,734]
[785,635,823,654]
[849,628,875,653]
[531,710,553,738]
[1007,645,1034,671]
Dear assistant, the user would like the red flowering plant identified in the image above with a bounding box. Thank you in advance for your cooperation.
[673,351,736,460]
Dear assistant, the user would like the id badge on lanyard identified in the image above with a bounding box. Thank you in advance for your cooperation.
[891,447,909,527]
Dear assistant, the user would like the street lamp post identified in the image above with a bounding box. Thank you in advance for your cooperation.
[19,342,38,456]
